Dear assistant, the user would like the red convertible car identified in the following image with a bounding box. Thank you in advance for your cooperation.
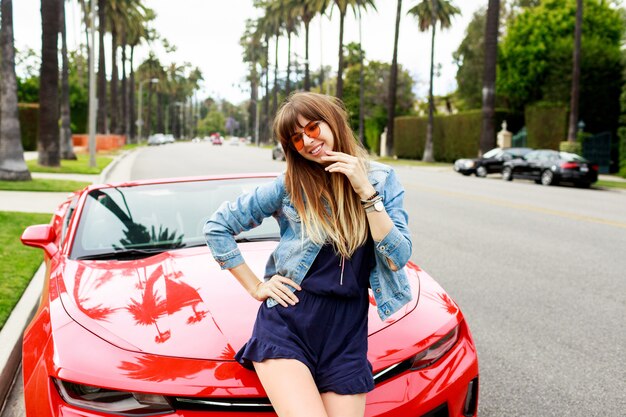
[21,174,479,417]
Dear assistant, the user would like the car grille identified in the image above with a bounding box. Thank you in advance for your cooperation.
[169,396,274,412]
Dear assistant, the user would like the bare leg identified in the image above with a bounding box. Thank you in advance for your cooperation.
[253,359,328,417]
[321,392,367,417]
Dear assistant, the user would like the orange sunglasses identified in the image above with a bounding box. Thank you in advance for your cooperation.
[290,121,321,151]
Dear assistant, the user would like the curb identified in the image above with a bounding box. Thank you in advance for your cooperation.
[99,148,135,183]
[0,264,45,412]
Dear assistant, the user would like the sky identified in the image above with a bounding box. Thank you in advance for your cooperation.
[13,0,486,104]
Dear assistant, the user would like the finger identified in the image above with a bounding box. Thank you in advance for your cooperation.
[274,283,299,304]
[276,276,302,291]
[268,289,289,307]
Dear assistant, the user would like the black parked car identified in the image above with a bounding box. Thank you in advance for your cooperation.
[501,149,598,187]
[454,147,532,177]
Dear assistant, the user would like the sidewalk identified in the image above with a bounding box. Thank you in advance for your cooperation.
[0,149,136,416]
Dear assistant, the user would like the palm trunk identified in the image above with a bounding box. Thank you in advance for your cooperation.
[59,0,76,160]
[272,35,279,127]
[110,27,120,134]
[304,19,311,91]
[97,0,107,133]
[38,0,61,167]
[567,0,582,142]
[286,31,292,95]
[422,22,436,162]
[336,12,346,99]
[263,35,270,144]
[157,93,164,133]
[129,45,136,142]
[146,84,153,137]
[0,0,30,180]
[386,0,402,157]
[358,9,364,145]
[121,36,129,138]
[480,0,500,155]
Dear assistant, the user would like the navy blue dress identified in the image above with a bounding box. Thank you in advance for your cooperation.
[235,238,376,395]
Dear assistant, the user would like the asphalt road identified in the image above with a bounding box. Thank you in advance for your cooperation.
[133,141,626,416]
[6,141,625,416]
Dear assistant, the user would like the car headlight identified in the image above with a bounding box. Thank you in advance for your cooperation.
[410,325,459,370]
[463,160,475,168]
[53,379,174,415]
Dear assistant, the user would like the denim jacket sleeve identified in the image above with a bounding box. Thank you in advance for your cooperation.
[203,174,285,269]
[372,166,412,270]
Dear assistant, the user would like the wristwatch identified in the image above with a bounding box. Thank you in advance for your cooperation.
[365,198,384,213]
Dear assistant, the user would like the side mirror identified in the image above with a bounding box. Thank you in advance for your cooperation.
[21,224,58,257]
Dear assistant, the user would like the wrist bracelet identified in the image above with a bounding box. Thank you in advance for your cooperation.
[362,195,383,209]
[360,190,379,205]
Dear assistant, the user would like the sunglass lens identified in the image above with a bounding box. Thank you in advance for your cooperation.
[304,122,320,139]
[292,134,304,151]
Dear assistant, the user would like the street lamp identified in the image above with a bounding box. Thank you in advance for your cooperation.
[136,78,159,142]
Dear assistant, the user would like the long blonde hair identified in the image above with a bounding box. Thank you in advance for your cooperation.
[274,92,370,258]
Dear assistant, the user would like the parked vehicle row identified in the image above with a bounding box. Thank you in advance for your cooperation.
[147,133,175,146]
[454,147,598,188]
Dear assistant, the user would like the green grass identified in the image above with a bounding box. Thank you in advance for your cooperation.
[27,153,113,174]
[374,156,453,168]
[0,211,52,331]
[0,178,91,192]
[595,179,626,189]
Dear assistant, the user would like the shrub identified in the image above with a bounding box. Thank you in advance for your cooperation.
[525,102,568,150]
[394,109,523,161]
[618,127,626,178]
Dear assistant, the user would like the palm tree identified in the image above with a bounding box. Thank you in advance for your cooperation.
[408,0,460,162]
[38,0,61,167]
[332,0,376,99]
[479,0,500,155]
[126,7,155,142]
[59,0,76,160]
[386,0,403,157]
[567,0,582,142]
[298,0,328,91]
[241,19,262,142]
[97,0,107,133]
[0,0,31,180]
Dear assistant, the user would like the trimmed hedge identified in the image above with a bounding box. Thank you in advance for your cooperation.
[394,109,523,161]
[525,102,568,150]
[18,103,39,151]
[619,127,626,178]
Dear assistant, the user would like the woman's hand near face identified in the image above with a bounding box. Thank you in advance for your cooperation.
[322,150,376,199]
[254,275,301,307]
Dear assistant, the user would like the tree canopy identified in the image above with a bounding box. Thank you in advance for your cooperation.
[498,0,623,133]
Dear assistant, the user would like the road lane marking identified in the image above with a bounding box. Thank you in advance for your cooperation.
[406,184,626,230]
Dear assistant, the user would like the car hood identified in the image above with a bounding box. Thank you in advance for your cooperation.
[57,243,420,360]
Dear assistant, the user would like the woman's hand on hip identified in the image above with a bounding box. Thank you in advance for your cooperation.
[322,150,375,199]
[253,275,301,307]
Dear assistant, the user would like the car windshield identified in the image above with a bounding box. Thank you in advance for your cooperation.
[559,152,587,162]
[70,178,280,260]
[482,148,501,158]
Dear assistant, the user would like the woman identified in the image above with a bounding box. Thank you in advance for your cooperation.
[204,92,412,417]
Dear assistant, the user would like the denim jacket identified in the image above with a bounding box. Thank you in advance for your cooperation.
[204,161,413,321]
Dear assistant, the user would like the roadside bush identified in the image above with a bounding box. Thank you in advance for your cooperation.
[18,103,39,151]
[394,109,523,161]
[618,127,626,178]
[525,102,568,150]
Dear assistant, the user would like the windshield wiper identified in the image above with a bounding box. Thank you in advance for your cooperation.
[75,247,178,260]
